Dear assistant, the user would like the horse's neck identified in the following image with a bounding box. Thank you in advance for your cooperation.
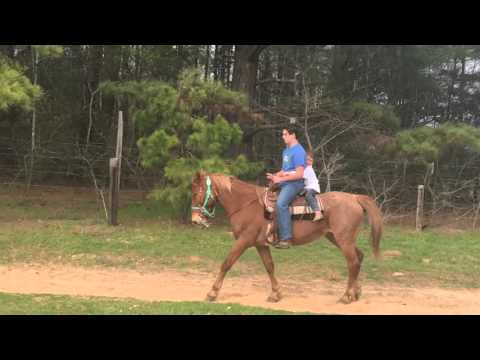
[217,180,261,216]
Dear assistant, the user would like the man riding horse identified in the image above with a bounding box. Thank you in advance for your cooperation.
[190,127,383,304]
[266,126,307,249]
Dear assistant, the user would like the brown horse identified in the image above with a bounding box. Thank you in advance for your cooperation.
[191,171,383,304]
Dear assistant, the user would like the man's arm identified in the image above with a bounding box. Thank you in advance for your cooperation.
[277,166,304,182]
[268,166,304,184]
[267,170,286,178]
[267,171,280,177]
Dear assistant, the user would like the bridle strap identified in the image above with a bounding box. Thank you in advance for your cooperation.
[192,175,262,220]
[192,176,216,219]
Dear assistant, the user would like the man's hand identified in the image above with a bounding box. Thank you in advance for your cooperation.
[267,167,304,184]
[266,173,282,184]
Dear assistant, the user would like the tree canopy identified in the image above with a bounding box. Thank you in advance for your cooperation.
[1,45,480,215]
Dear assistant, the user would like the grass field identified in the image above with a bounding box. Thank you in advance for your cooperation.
[0,292,308,315]
[1,186,480,291]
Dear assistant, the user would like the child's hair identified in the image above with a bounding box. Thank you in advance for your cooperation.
[307,150,314,159]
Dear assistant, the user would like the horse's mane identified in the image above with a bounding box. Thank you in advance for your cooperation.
[210,173,263,198]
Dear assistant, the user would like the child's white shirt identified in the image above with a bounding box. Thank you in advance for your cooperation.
[304,166,320,193]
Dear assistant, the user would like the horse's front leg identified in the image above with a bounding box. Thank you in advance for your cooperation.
[206,237,250,302]
[256,245,282,302]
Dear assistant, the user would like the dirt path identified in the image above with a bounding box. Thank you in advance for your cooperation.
[1,263,479,314]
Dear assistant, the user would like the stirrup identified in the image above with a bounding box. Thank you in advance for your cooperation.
[266,223,275,245]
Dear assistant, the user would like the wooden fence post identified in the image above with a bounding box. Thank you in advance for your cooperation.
[109,158,119,226]
[108,112,124,226]
[116,111,124,193]
[416,185,425,232]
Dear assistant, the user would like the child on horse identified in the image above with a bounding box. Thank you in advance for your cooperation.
[304,150,323,221]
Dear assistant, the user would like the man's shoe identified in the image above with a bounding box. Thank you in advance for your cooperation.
[274,240,292,249]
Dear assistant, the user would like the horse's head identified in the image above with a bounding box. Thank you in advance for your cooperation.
[191,171,217,228]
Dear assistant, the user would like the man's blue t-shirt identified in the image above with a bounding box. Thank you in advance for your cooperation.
[281,143,307,187]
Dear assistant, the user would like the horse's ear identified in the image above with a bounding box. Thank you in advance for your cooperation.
[195,170,206,180]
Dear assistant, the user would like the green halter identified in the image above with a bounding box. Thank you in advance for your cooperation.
[192,176,216,219]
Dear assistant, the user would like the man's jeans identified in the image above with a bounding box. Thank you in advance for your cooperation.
[276,182,305,242]
[305,189,320,212]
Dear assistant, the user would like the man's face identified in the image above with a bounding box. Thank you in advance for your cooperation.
[282,130,295,146]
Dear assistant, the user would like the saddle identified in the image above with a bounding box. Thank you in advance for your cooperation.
[263,184,325,245]
[264,185,324,220]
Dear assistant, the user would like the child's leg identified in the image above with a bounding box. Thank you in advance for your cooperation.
[305,189,323,221]
[305,189,320,212]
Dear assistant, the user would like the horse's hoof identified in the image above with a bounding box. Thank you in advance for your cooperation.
[206,292,218,302]
[355,288,362,300]
[338,295,353,305]
[339,289,361,304]
[267,292,282,303]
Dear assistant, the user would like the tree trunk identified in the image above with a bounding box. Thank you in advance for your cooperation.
[218,45,226,84]
[213,45,220,81]
[204,45,210,81]
[88,45,104,91]
[460,52,466,121]
[232,45,267,104]
[446,56,458,122]
[135,45,142,81]
[258,48,272,106]
[27,46,39,191]
[81,45,104,144]
[102,45,122,141]
[302,73,313,151]
[224,45,233,88]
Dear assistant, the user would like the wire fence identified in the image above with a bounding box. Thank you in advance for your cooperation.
[1,137,479,229]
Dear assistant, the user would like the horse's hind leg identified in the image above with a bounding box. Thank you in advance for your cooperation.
[339,243,362,304]
[327,232,362,304]
[354,247,364,298]
[256,245,282,302]
[356,247,364,265]
[206,239,249,302]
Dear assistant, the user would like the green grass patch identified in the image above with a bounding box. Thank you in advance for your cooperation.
[1,190,480,288]
[0,292,308,315]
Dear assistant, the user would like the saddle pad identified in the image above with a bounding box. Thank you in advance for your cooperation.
[264,188,324,217]
[289,205,316,215]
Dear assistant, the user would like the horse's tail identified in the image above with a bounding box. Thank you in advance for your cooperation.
[355,195,383,259]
